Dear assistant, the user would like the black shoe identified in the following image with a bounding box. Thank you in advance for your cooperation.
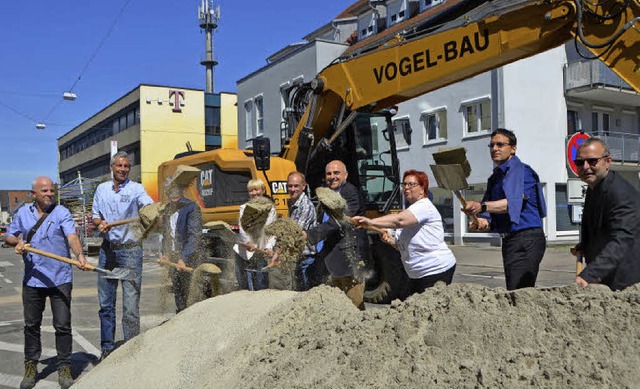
[19,360,37,389]
[99,349,112,362]
[58,365,73,389]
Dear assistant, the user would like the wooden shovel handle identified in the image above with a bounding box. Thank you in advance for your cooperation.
[156,258,194,272]
[454,190,480,225]
[23,245,96,271]
[106,217,140,228]
[237,242,271,256]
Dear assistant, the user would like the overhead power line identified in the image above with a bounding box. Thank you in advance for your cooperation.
[66,0,135,94]
[42,0,135,123]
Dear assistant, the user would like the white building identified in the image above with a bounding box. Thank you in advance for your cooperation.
[237,0,640,244]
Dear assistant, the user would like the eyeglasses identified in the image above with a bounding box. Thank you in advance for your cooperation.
[488,142,511,148]
[401,182,419,188]
[573,155,608,167]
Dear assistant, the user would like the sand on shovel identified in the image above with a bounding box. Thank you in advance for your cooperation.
[186,263,222,307]
[316,187,347,219]
[240,197,274,233]
[315,187,365,277]
[75,283,640,388]
[263,217,305,271]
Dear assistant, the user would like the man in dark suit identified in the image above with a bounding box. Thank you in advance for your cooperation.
[574,137,640,290]
[305,160,370,310]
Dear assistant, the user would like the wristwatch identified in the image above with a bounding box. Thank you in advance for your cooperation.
[480,202,487,213]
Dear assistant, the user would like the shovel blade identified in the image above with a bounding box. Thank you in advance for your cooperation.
[102,267,136,281]
[430,164,469,191]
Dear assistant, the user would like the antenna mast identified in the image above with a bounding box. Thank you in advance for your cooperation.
[198,0,220,94]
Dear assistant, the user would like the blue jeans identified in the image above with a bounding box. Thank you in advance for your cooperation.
[98,243,143,352]
[246,258,268,291]
[295,256,316,291]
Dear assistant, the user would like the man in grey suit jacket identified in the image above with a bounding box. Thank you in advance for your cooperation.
[160,176,203,312]
[574,137,640,290]
[305,160,371,310]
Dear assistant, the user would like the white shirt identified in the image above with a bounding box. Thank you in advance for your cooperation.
[169,210,179,251]
[397,198,456,279]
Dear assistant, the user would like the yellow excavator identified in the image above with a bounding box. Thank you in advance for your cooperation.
[160,0,640,301]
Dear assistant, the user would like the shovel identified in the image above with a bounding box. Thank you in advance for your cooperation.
[156,258,221,274]
[105,217,139,229]
[430,164,479,225]
[23,245,134,280]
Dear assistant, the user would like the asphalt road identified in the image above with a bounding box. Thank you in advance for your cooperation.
[0,242,577,388]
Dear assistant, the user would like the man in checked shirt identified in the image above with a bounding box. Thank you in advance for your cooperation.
[286,171,320,291]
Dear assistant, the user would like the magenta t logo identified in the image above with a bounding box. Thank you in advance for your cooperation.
[169,90,185,112]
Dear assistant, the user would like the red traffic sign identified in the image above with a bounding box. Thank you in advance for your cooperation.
[567,132,590,176]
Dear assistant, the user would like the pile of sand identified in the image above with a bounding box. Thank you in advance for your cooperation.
[75,283,640,388]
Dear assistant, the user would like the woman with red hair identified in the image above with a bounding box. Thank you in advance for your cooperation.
[352,169,456,296]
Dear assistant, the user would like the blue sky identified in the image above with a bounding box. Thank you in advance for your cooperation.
[0,0,349,189]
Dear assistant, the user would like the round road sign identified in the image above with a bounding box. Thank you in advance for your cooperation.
[566,132,590,176]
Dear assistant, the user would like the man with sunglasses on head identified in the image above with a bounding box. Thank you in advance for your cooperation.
[572,137,640,290]
[463,128,547,290]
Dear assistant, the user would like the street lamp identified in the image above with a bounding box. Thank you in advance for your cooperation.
[63,92,77,101]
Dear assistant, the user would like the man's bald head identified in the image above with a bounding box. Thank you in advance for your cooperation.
[325,160,348,190]
[31,176,55,212]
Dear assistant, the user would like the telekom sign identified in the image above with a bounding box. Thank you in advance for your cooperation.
[566,132,590,176]
[169,90,185,112]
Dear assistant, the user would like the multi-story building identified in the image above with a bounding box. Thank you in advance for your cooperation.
[0,190,31,224]
[236,0,640,244]
[57,84,237,200]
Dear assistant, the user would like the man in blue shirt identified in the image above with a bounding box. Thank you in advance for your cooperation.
[92,151,154,361]
[6,176,87,389]
[463,128,547,290]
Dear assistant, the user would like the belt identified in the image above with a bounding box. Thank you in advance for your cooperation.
[499,227,543,239]
[105,240,141,250]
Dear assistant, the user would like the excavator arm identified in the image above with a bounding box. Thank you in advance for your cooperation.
[282,0,640,168]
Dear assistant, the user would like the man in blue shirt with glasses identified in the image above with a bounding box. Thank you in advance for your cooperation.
[463,128,547,290]
[6,176,87,389]
[92,151,154,361]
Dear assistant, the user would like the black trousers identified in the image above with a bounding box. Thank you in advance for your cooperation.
[501,228,546,290]
[409,265,456,295]
[22,283,72,367]
[171,270,191,313]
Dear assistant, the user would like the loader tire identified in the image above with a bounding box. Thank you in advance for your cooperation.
[364,241,410,304]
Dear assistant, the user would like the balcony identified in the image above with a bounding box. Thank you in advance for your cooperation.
[584,131,640,165]
[564,60,640,106]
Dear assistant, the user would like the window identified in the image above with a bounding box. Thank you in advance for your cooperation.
[421,109,447,143]
[422,0,444,10]
[205,106,221,135]
[387,1,407,27]
[127,110,135,128]
[556,184,578,232]
[462,99,491,135]
[592,110,610,135]
[358,14,376,40]
[567,110,581,135]
[119,115,127,132]
[244,100,253,140]
[254,96,264,136]
[392,117,412,149]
